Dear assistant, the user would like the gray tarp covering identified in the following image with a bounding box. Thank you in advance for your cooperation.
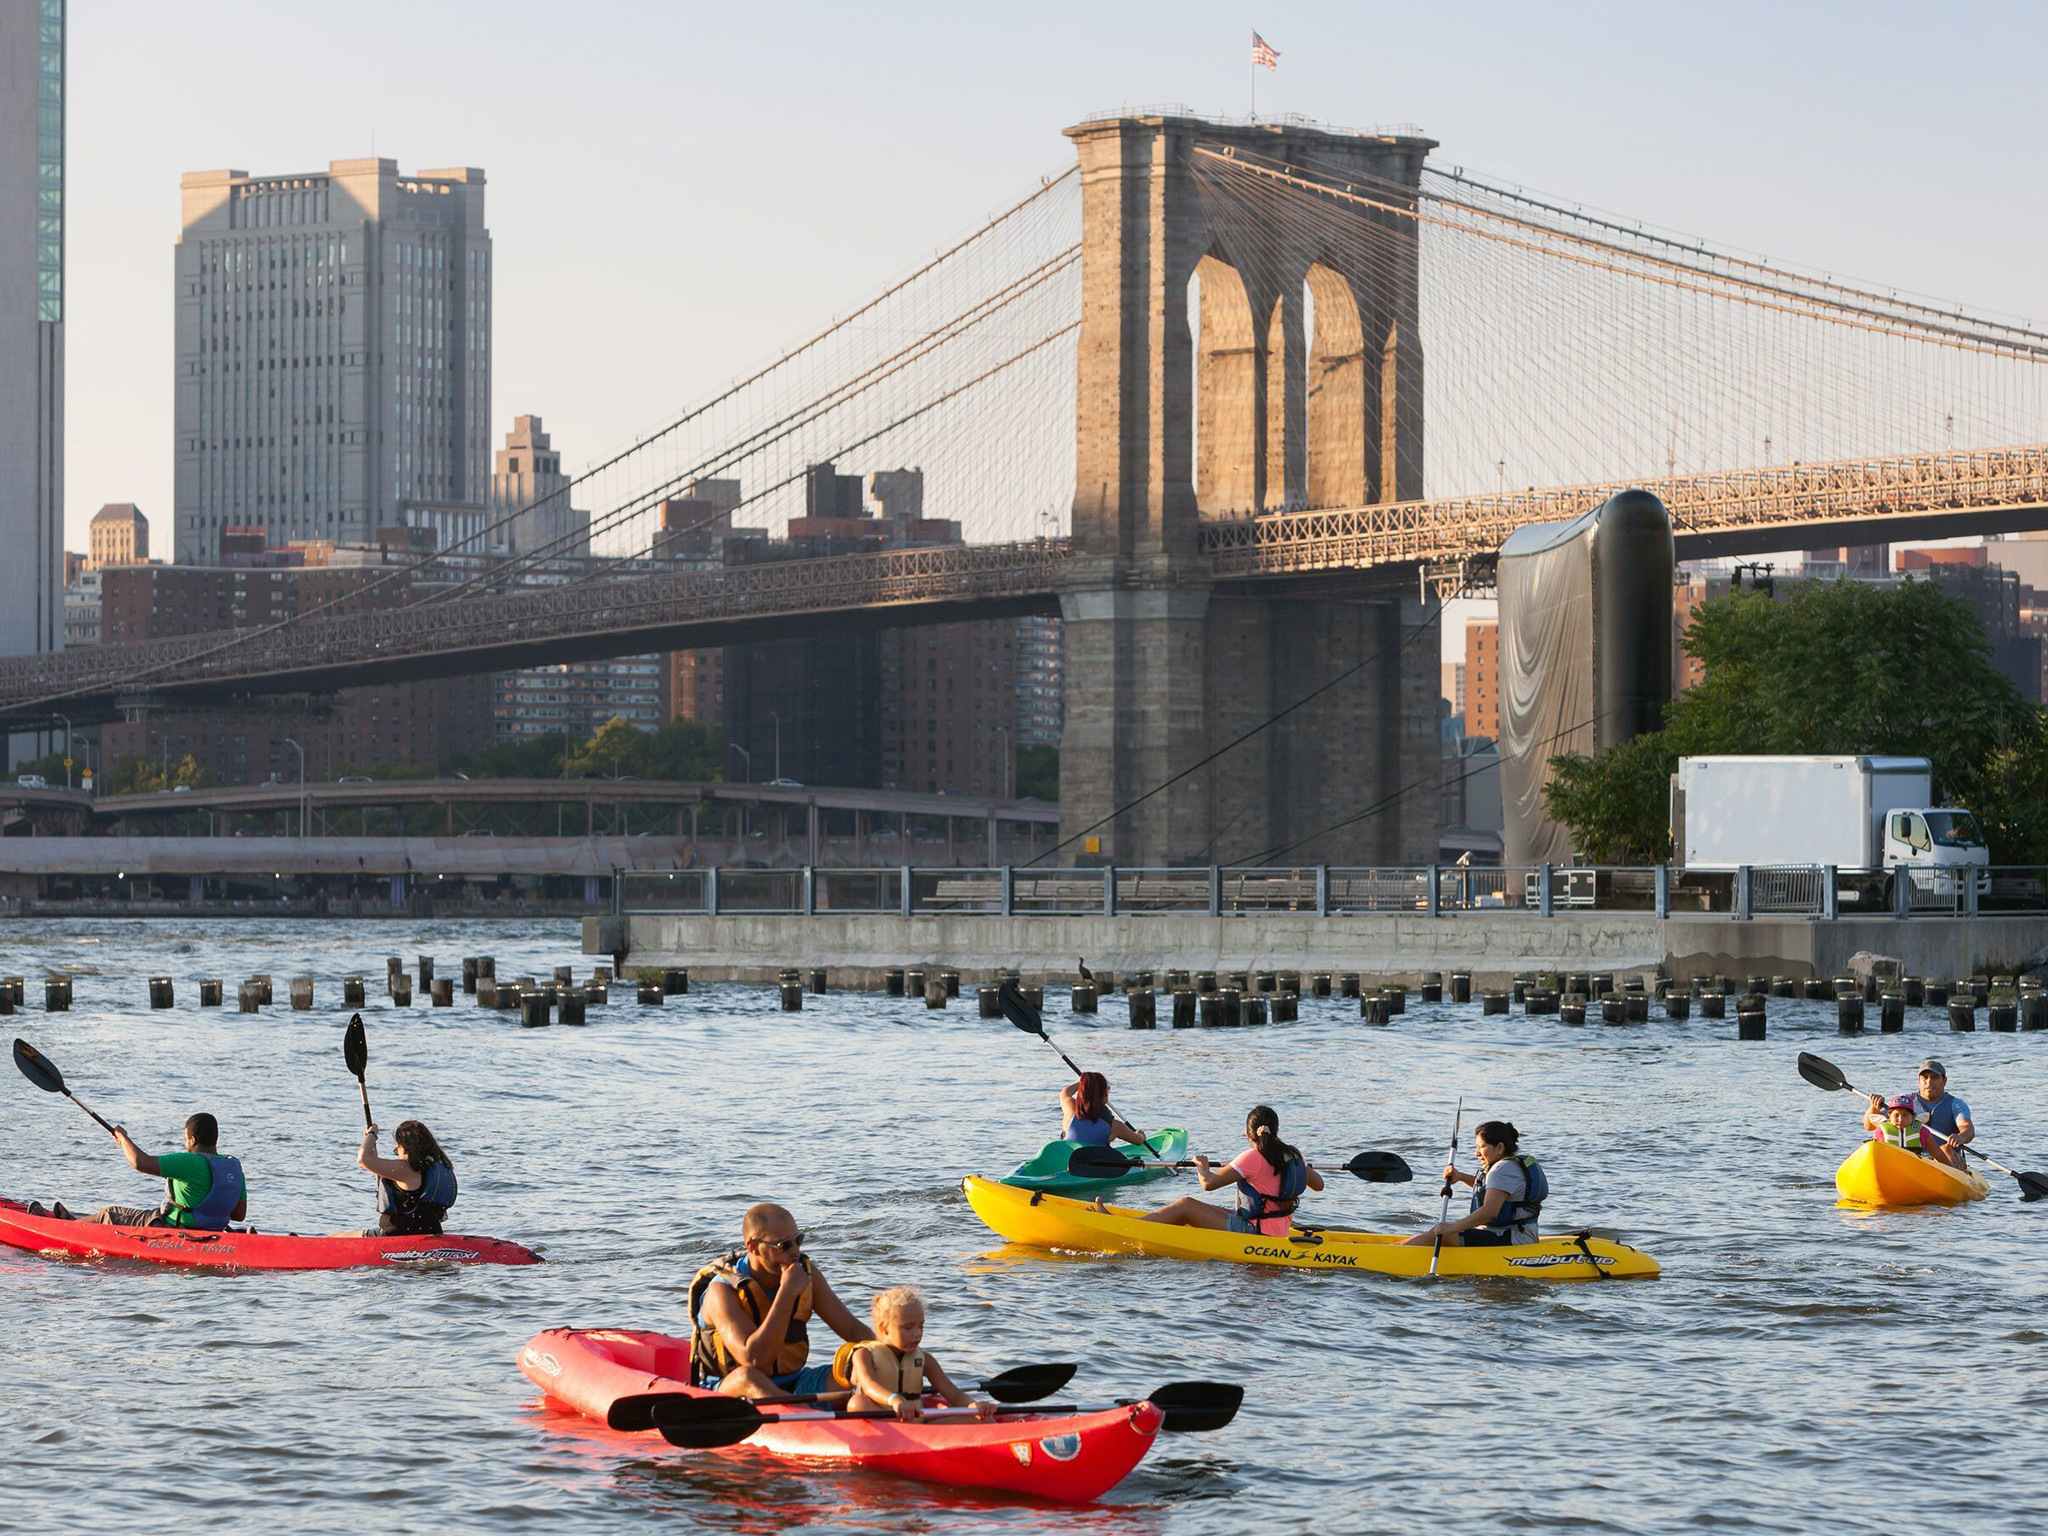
[1497,490,1673,867]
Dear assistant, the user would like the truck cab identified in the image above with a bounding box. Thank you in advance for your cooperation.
[1882,807,1989,896]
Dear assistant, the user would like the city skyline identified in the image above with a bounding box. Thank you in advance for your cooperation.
[54,1,2048,550]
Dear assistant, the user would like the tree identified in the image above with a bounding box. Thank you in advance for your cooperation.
[567,717,651,779]
[110,753,211,795]
[1015,744,1058,802]
[1543,578,2034,862]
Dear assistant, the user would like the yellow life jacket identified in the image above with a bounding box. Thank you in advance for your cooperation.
[832,1339,925,1400]
[687,1249,812,1385]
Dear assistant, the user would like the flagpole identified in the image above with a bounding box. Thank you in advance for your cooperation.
[1249,33,1256,118]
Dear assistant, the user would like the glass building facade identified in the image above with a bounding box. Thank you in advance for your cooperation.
[36,0,61,324]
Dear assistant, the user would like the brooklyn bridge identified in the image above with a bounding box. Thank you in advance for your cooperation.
[6,110,2045,865]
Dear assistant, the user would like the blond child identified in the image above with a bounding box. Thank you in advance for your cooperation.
[830,1287,995,1423]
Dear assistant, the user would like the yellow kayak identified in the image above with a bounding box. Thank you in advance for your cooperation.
[1835,1139,1989,1208]
[960,1176,1660,1281]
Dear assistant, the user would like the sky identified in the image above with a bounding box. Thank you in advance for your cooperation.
[61,0,2048,561]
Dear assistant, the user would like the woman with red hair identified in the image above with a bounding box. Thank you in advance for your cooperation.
[1060,1071,1147,1149]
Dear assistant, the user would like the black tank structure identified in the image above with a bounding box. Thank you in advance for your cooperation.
[1496,489,1675,868]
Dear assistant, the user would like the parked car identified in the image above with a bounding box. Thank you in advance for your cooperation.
[338,775,374,784]
[765,778,805,789]
[171,785,194,795]
[15,775,45,789]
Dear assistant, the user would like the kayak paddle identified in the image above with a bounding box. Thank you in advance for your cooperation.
[1430,1095,1464,1277]
[1066,1145,1413,1184]
[997,980,1160,1157]
[12,1037,118,1138]
[343,1013,372,1129]
[606,1362,1079,1433]
[1796,1051,2048,1202]
[649,1380,1243,1450]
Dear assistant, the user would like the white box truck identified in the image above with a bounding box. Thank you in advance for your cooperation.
[1673,755,1988,901]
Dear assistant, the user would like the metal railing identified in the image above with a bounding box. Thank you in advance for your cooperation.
[616,863,2045,919]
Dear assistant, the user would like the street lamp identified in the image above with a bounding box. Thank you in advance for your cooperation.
[728,742,751,783]
[285,737,306,839]
[997,726,1011,800]
[768,711,782,782]
[53,714,71,790]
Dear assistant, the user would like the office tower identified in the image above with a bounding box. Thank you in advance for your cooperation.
[174,158,491,561]
[87,501,147,567]
[0,0,65,696]
[493,415,587,556]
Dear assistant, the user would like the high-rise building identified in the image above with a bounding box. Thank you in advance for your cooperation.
[493,414,586,555]
[1465,619,1500,742]
[87,501,147,567]
[0,0,65,725]
[1015,615,1063,749]
[174,158,491,562]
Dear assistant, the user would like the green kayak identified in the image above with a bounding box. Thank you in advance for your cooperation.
[999,1128,1190,1195]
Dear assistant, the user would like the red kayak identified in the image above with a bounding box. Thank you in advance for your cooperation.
[0,1198,540,1270]
[518,1327,1164,1503]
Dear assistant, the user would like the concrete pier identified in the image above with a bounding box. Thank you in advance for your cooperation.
[589,911,2048,989]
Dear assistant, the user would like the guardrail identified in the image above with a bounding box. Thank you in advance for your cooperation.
[615,864,2045,919]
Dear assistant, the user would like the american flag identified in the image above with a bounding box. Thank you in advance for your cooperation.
[1251,31,1279,70]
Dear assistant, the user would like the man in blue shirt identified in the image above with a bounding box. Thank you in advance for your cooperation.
[1864,1059,1974,1168]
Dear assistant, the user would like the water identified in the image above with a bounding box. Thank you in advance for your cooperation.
[3,918,2045,1533]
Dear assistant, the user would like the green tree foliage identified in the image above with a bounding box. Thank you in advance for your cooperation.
[443,718,724,784]
[1543,579,2038,862]
[1015,744,1058,802]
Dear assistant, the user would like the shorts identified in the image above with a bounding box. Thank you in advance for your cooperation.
[1460,1229,1516,1248]
[1225,1211,1289,1237]
[705,1361,838,1397]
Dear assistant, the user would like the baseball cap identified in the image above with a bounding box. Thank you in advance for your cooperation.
[1917,1059,1947,1077]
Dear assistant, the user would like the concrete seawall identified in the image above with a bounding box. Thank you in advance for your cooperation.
[589,912,2048,987]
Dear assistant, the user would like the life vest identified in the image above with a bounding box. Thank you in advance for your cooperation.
[1065,1112,1114,1148]
[688,1249,812,1386]
[1875,1121,1931,1155]
[831,1339,925,1400]
[376,1160,458,1236]
[1237,1148,1310,1227]
[1473,1155,1547,1236]
[161,1154,245,1231]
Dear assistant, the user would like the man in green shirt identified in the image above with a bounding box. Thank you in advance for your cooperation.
[85,1113,248,1230]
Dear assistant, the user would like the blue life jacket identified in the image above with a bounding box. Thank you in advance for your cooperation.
[164,1154,245,1231]
[1065,1113,1114,1148]
[377,1160,457,1236]
[1472,1155,1547,1235]
[1237,1150,1310,1227]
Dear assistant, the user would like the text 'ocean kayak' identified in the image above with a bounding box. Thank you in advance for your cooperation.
[0,1199,541,1270]
[1001,1128,1189,1196]
[962,1176,1660,1280]
[518,1327,1162,1503]
[1834,1140,1989,1209]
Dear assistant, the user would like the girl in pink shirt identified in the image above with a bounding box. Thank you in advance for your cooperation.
[1114,1106,1322,1235]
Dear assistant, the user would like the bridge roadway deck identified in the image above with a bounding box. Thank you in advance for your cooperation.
[2,779,1059,825]
[0,445,2040,724]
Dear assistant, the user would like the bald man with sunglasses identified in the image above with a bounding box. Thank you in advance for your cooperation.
[688,1202,873,1400]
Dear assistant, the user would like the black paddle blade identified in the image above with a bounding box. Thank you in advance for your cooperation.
[606,1391,690,1433]
[2016,1170,2048,1203]
[343,1014,367,1080]
[1067,1144,1143,1177]
[996,980,1043,1037]
[650,1394,767,1449]
[1148,1381,1243,1433]
[982,1362,1078,1403]
[1797,1051,1851,1093]
[1344,1150,1414,1184]
[12,1037,64,1095]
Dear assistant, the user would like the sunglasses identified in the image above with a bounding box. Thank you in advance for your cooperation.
[751,1231,806,1255]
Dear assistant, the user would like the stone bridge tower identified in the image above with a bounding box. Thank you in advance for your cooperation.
[1058,113,1443,866]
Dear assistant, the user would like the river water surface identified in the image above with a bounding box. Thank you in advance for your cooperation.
[2,917,2045,1534]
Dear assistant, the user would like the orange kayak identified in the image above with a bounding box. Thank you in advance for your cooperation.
[1835,1140,1989,1208]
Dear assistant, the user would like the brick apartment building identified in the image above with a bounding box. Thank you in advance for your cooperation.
[97,553,492,784]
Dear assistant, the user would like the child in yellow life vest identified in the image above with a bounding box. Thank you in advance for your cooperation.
[831,1287,996,1423]
[1874,1095,1935,1155]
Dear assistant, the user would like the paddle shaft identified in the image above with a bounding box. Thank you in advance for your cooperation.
[67,1090,118,1139]
[1090,1156,1361,1175]
[355,1077,373,1130]
[1430,1096,1464,1277]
